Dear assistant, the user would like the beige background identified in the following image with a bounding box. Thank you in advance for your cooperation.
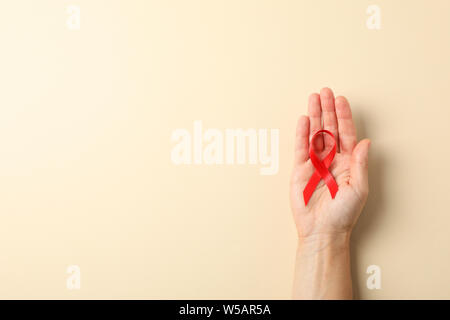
[0,0,449,299]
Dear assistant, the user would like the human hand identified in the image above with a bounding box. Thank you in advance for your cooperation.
[290,88,371,240]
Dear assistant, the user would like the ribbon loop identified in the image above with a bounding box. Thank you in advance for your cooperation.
[303,130,339,205]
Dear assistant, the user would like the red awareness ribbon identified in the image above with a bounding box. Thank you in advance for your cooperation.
[303,129,339,206]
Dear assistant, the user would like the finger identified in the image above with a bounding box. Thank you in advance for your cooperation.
[308,93,324,151]
[335,96,357,154]
[350,139,371,201]
[294,115,310,164]
[320,87,339,152]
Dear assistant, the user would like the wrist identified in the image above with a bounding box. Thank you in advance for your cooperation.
[297,232,351,254]
[294,232,353,300]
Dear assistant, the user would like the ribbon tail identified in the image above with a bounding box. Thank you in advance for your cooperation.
[303,171,321,205]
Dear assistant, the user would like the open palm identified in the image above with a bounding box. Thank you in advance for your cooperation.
[290,88,371,239]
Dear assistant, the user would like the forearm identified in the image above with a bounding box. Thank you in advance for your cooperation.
[292,233,353,300]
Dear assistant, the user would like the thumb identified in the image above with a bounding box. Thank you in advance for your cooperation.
[350,139,371,200]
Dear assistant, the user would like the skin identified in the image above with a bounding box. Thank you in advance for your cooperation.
[290,88,371,300]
